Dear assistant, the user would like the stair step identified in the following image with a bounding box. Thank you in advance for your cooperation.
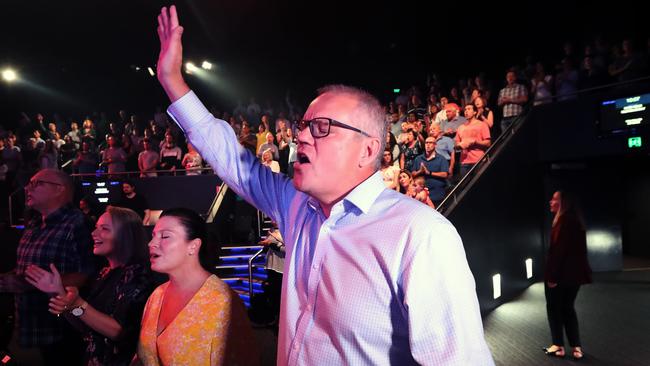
[222,277,266,284]
[222,245,263,250]
[219,254,265,259]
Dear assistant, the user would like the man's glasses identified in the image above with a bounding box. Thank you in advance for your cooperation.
[25,180,63,190]
[296,117,372,139]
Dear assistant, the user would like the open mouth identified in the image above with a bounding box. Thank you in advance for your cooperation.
[150,253,161,260]
[93,240,103,247]
[297,153,310,164]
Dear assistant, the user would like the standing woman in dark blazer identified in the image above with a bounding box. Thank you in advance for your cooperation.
[543,191,592,360]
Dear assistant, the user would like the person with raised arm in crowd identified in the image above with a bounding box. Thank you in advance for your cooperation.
[154,6,493,365]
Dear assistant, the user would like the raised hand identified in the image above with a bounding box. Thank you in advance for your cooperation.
[156,5,190,101]
[24,263,65,296]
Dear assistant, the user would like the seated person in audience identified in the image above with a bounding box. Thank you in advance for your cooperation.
[136,208,259,365]
[25,206,155,366]
[114,180,150,224]
[138,138,160,178]
[182,143,203,175]
[261,148,280,173]
[456,104,491,177]
[380,149,400,191]
[159,133,182,172]
[411,136,449,207]
[397,169,413,194]
[411,176,436,208]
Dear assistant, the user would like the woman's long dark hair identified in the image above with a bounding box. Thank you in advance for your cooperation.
[106,206,148,266]
[554,190,586,229]
[159,208,216,272]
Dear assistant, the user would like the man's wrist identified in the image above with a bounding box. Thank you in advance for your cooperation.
[160,76,191,103]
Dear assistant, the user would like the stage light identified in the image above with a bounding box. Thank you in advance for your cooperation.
[201,61,213,70]
[185,62,197,74]
[147,67,155,77]
[525,258,533,279]
[492,274,501,299]
[2,68,17,82]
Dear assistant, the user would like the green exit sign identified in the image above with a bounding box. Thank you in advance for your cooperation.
[393,88,401,94]
[628,136,642,148]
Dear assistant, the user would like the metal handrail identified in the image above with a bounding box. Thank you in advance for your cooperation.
[532,74,650,105]
[248,247,266,299]
[60,159,74,169]
[437,107,530,215]
[70,166,216,179]
[436,75,650,216]
[205,182,228,223]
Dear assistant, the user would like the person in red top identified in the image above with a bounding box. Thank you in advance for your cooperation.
[543,191,592,360]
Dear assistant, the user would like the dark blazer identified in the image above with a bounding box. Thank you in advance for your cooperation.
[544,213,592,285]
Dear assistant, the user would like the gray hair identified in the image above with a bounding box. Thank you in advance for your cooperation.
[39,168,74,203]
[317,85,387,170]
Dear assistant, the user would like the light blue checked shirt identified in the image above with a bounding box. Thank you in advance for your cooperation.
[168,91,494,366]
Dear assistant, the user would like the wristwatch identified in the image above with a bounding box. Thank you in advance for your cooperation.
[71,301,88,317]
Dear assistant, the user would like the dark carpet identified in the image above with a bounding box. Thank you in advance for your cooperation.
[483,269,650,366]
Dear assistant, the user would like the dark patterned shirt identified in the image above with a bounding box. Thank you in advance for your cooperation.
[16,205,95,346]
[83,263,155,366]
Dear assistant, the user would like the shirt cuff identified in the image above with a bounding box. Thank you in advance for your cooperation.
[166,90,211,134]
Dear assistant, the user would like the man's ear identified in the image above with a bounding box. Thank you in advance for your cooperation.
[359,137,381,168]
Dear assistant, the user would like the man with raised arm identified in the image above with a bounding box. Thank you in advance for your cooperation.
[155,6,494,365]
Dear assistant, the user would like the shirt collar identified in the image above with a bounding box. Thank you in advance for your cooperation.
[31,204,72,227]
[342,171,385,214]
[306,171,385,215]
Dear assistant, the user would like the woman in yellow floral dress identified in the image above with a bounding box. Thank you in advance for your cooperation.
[136,208,259,366]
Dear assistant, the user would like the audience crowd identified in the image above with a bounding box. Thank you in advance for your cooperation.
[0,32,648,365]
[1,36,648,220]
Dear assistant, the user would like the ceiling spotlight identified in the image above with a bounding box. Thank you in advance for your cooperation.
[2,68,17,82]
[147,67,155,77]
[201,61,213,70]
[185,62,198,74]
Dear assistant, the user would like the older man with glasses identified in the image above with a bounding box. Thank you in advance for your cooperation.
[0,169,95,366]
[154,6,493,365]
